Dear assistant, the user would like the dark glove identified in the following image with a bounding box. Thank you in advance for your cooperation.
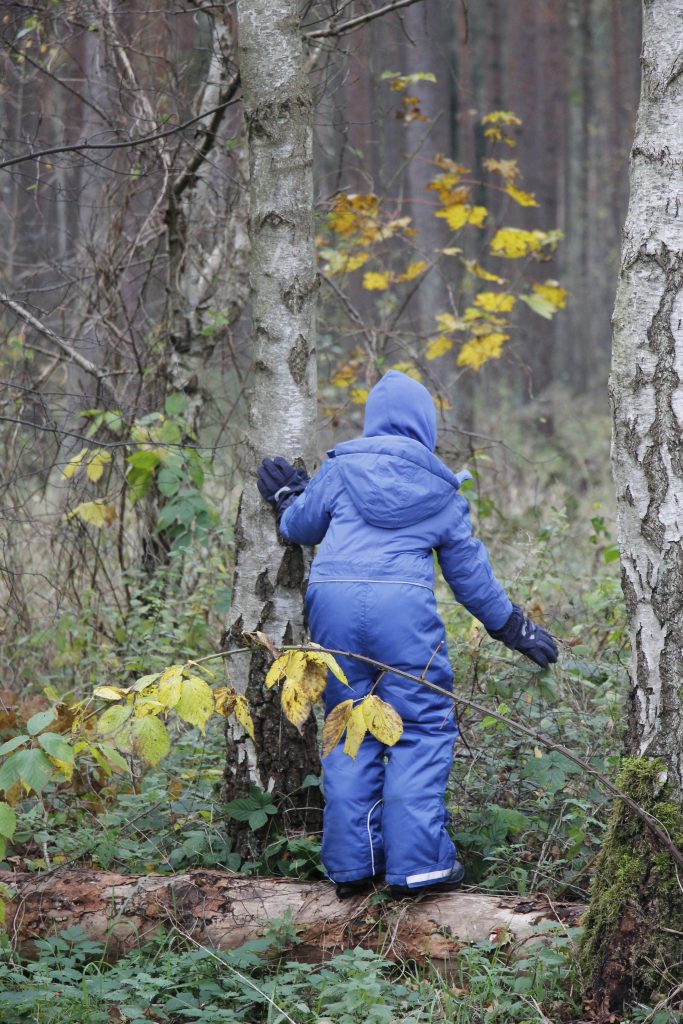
[257,457,309,518]
[487,604,558,668]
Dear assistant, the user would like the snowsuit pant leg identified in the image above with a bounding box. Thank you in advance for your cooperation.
[307,580,457,887]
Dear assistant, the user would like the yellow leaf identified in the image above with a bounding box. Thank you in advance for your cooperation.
[532,280,568,309]
[391,361,422,381]
[437,246,462,256]
[434,395,452,411]
[481,110,522,126]
[235,695,255,740]
[214,686,238,717]
[48,756,74,781]
[265,654,288,689]
[482,157,519,182]
[505,184,539,207]
[130,716,170,766]
[265,651,306,689]
[456,333,509,372]
[331,362,359,388]
[175,675,214,733]
[133,689,166,717]
[490,228,543,259]
[434,154,468,174]
[436,205,487,230]
[67,500,108,528]
[426,336,453,360]
[534,746,544,758]
[427,178,470,206]
[350,388,369,404]
[397,260,427,283]
[435,205,469,231]
[306,646,348,685]
[322,699,353,758]
[435,311,464,333]
[86,450,112,482]
[157,667,183,708]
[474,291,516,313]
[361,695,403,746]
[462,259,505,283]
[299,662,327,701]
[281,679,312,731]
[62,448,88,479]
[362,271,392,291]
[468,206,488,226]
[328,193,379,237]
[93,686,127,701]
[320,249,369,276]
[343,704,367,760]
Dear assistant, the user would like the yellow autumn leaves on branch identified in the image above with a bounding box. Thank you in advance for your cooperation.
[83,644,405,774]
[318,97,568,384]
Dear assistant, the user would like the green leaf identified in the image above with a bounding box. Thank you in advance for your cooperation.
[519,292,557,319]
[164,393,187,416]
[38,733,75,763]
[159,419,181,444]
[97,744,130,774]
[0,802,17,839]
[175,675,214,733]
[27,709,57,736]
[248,810,269,830]
[0,735,30,756]
[126,451,161,471]
[130,717,170,766]
[157,468,182,497]
[603,544,620,564]
[0,749,54,794]
[97,704,133,736]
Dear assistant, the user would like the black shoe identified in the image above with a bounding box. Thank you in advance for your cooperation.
[389,860,465,899]
[334,875,378,900]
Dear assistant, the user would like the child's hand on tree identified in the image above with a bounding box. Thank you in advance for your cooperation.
[257,456,309,517]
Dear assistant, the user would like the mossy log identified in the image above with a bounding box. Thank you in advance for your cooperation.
[0,869,583,966]
[579,758,683,1013]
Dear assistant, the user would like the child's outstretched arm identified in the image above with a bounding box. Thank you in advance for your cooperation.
[436,492,557,668]
[257,456,333,546]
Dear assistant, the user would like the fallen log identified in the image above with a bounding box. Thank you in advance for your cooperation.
[0,869,584,966]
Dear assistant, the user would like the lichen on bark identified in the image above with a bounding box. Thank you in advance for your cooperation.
[579,757,683,1012]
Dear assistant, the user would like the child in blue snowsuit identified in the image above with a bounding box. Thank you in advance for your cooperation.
[257,370,557,898]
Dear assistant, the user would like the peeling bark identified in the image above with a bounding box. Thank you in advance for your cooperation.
[583,2,683,1011]
[0,869,583,967]
[223,0,321,851]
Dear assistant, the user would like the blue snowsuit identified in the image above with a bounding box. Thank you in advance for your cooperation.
[279,370,512,889]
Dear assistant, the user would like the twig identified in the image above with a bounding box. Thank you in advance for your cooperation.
[0,98,241,172]
[306,0,426,39]
[0,294,118,406]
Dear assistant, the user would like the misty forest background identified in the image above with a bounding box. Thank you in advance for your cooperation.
[2,3,676,1024]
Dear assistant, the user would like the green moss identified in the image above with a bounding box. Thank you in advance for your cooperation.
[579,756,683,1010]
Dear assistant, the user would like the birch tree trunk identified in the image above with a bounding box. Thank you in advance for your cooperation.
[580,2,683,1010]
[222,0,321,853]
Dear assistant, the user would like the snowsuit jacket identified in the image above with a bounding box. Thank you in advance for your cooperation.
[279,370,512,888]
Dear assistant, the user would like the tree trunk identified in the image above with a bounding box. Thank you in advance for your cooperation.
[0,869,583,967]
[222,0,321,854]
[580,1,683,1011]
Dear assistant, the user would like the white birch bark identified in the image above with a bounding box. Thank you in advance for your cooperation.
[610,0,683,793]
[223,0,320,843]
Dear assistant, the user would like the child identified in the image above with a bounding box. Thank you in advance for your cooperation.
[257,370,557,898]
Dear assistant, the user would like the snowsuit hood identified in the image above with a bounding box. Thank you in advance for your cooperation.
[363,369,437,450]
[330,370,469,529]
